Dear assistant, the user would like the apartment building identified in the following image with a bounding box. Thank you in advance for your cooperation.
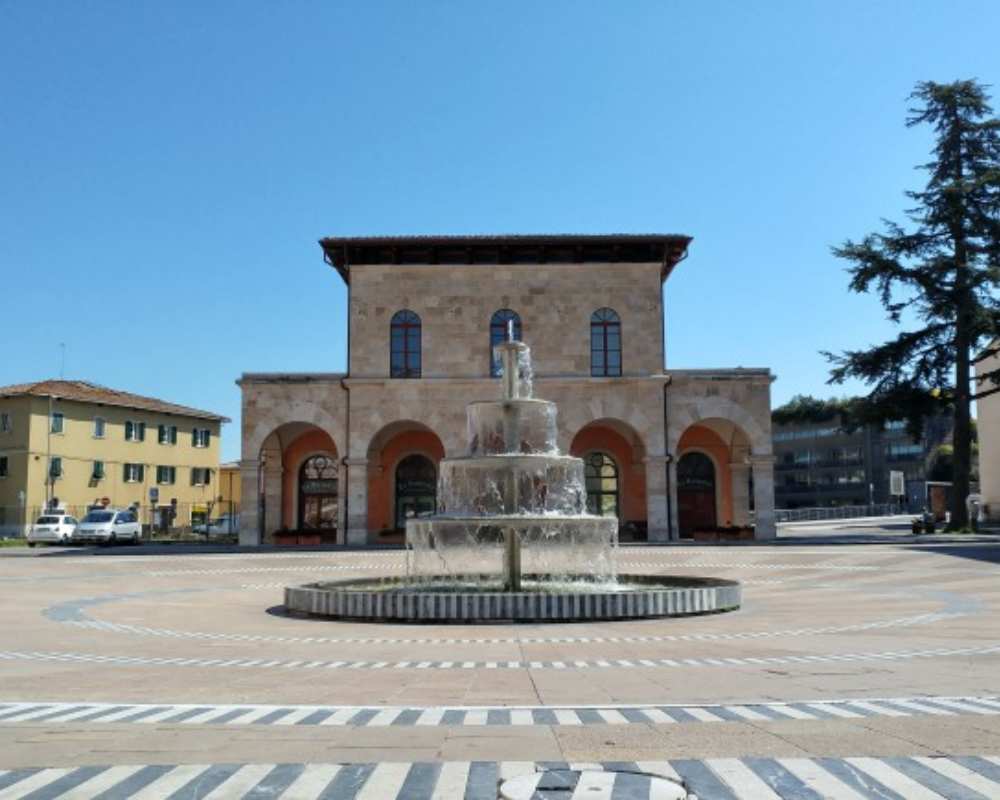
[0,380,228,536]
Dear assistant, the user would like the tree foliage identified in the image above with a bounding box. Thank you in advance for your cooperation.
[825,80,1000,526]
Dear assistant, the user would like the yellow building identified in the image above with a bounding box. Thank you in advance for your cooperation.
[0,380,228,537]
[217,461,242,515]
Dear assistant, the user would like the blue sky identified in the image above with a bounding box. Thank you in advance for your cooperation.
[2,2,999,461]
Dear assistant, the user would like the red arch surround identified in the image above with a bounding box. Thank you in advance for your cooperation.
[570,421,646,529]
[366,422,445,533]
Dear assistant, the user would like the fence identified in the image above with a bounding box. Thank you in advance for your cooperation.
[775,503,906,523]
[1,502,240,542]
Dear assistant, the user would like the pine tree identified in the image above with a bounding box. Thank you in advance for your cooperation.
[825,79,1000,527]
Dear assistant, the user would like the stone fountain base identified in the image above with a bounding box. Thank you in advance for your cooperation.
[284,575,741,623]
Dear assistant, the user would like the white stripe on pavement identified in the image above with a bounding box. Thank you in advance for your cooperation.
[777,758,867,800]
[202,764,276,799]
[355,761,412,800]
[706,759,782,799]
[845,757,947,800]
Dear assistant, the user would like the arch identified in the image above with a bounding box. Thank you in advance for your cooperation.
[591,307,622,377]
[394,454,437,529]
[254,422,339,541]
[677,450,717,537]
[390,309,421,378]
[571,418,647,533]
[668,396,768,455]
[298,454,338,530]
[584,451,620,517]
[365,420,445,533]
[489,309,522,377]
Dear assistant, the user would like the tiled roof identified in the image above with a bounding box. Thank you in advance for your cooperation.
[0,380,229,422]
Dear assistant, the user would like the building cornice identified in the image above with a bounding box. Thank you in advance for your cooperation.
[319,233,692,285]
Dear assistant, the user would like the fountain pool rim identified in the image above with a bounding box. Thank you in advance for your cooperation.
[284,575,741,623]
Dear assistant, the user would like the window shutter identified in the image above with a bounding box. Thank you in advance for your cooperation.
[170,426,177,444]
[192,429,198,446]
[204,430,211,446]
[137,464,145,482]
[125,421,133,440]
[190,468,196,486]
[123,464,130,482]
[138,422,146,441]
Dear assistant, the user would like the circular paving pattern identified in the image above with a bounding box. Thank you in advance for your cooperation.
[1,538,999,798]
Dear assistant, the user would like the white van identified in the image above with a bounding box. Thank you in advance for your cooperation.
[75,509,141,545]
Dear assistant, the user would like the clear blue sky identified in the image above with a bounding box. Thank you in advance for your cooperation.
[3,2,999,461]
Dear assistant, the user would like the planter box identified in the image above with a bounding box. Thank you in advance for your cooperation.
[273,533,322,547]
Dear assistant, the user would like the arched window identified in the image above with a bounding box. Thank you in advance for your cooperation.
[584,452,619,517]
[489,309,522,377]
[390,310,421,378]
[591,308,621,377]
[298,455,338,530]
[395,454,437,529]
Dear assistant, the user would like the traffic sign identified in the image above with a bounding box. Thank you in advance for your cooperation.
[149,487,159,503]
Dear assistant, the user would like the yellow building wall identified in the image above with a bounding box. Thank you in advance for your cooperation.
[217,464,242,511]
[0,394,222,533]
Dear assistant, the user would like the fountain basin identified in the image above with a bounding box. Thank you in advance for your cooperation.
[284,575,741,622]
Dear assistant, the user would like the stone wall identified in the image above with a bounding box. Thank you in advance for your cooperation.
[348,262,665,379]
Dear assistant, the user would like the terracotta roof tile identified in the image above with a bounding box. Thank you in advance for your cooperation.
[0,380,229,422]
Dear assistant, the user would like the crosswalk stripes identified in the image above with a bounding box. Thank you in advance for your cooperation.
[1,695,998,729]
[2,757,1000,799]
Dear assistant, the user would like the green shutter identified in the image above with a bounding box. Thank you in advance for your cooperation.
[138,464,145,482]
[138,422,146,441]
[125,421,133,440]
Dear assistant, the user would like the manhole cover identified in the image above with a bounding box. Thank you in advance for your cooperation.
[500,768,687,799]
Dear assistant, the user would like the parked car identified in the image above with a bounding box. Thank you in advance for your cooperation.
[74,509,141,545]
[193,514,240,537]
[27,514,78,546]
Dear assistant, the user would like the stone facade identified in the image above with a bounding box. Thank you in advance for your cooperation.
[239,235,775,545]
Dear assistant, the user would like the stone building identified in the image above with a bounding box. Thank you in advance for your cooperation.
[237,234,775,545]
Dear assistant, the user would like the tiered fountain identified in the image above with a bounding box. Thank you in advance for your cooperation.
[285,337,740,622]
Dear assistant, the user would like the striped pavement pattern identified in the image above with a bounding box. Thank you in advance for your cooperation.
[3,641,998,672]
[0,696,998,728]
[62,611,961,646]
[1,756,1000,798]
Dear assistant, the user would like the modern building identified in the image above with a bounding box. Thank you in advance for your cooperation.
[238,234,777,546]
[772,407,951,511]
[976,348,1000,519]
[0,380,228,536]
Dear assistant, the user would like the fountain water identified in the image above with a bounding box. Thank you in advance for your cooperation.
[406,337,618,593]
[284,336,741,622]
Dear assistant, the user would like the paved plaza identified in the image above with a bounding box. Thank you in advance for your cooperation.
[1,538,1000,798]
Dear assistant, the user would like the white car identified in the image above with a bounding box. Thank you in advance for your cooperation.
[75,509,141,545]
[193,514,240,537]
[27,514,78,546]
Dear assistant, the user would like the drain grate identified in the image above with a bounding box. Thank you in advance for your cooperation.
[499,767,688,799]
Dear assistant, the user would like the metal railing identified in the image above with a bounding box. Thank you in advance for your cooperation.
[775,503,906,523]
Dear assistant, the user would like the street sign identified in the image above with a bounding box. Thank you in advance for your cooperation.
[890,470,905,497]
[149,487,159,503]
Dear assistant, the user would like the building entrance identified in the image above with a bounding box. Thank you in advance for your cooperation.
[678,451,716,537]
